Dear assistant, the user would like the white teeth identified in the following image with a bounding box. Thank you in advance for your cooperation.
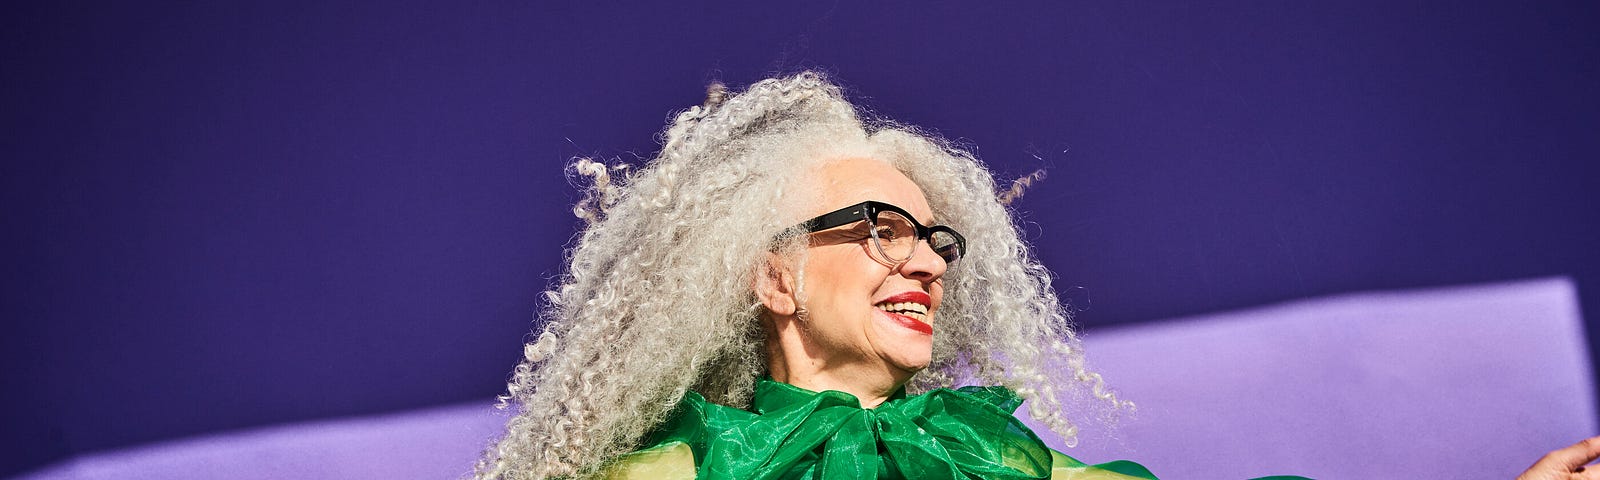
[874,301,929,321]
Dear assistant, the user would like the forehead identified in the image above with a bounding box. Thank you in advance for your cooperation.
[809,157,935,222]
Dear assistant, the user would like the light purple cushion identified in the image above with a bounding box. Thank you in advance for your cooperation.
[17,403,506,480]
[17,278,1593,479]
[1032,277,1595,479]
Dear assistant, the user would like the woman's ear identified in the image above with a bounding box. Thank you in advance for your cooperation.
[754,253,798,317]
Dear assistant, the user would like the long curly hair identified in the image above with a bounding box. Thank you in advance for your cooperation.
[475,72,1127,479]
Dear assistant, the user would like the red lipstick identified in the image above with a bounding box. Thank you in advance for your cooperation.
[877,291,934,335]
[880,291,931,306]
[886,312,934,335]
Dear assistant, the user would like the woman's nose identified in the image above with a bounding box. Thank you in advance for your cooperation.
[896,238,948,281]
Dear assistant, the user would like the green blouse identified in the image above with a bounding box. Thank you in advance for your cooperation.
[602,379,1308,480]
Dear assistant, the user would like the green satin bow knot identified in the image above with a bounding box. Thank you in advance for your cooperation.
[646,379,1055,479]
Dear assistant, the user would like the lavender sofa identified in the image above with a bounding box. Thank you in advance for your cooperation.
[16,278,1593,480]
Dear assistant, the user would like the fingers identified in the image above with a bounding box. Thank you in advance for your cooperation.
[1549,436,1600,471]
[1520,437,1600,480]
[1527,436,1600,479]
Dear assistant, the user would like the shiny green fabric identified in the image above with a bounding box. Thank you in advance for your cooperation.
[639,379,1157,479]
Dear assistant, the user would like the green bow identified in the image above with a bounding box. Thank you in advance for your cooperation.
[644,379,1055,479]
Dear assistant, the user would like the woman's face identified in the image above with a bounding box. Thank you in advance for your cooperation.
[797,157,948,376]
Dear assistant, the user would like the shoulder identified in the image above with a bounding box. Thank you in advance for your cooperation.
[1050,449,1161,480]
[599,441,697,480]
[601,391,755,479]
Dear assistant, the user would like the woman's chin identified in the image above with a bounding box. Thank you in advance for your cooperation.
[870,310,935,373]
[883,346,933,375]
[899,358,931,373]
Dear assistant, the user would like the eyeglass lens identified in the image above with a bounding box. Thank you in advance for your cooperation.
[871,210,962,264]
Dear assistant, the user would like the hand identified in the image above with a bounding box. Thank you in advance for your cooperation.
[1518,437,1600,480]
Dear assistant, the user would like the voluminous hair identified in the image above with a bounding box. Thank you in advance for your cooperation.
[475,72,1126,479]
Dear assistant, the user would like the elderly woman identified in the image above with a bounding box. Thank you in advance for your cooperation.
[474,72,1594,480]
[473,71,1146,479]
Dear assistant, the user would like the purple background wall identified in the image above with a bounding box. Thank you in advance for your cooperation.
[3,2,1596,476]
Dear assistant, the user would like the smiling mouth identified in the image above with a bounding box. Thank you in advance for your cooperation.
[875,300,933,335]
[874,301,928,321]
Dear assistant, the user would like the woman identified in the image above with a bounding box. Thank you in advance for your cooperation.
[474,72,1595,479]
[475,71,1145,479]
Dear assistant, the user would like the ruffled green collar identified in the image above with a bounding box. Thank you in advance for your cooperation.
[749,378,907,414]
[643,378,1061,479]
[621,379,1317,479]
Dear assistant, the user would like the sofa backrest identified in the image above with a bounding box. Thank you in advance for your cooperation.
[17,278,1594,480]
[1039,277,1595,479]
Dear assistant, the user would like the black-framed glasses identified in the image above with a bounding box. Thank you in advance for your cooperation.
[798,201,967,265]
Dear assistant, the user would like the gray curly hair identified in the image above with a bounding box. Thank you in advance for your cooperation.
[475,71,1127,479]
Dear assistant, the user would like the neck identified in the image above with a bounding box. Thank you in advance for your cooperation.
[764,317,911,408]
